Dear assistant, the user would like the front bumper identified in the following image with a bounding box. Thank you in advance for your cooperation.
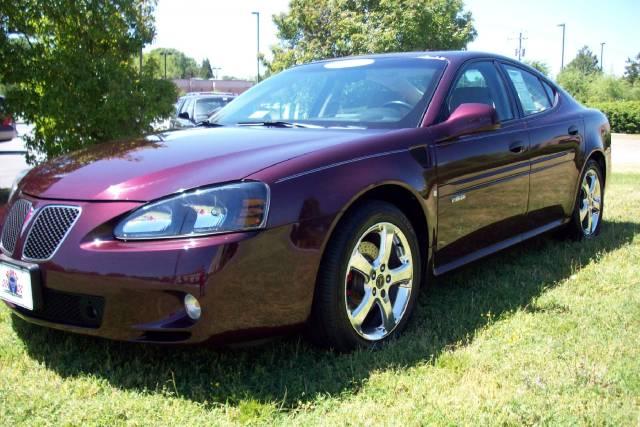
[1,195,328,344]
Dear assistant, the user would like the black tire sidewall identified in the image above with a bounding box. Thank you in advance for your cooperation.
[315,201,422,350]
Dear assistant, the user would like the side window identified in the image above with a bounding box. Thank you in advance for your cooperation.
[446,61,513,122]
[181,98,194,118]
[542,81,556,106]
[503,65,552,116]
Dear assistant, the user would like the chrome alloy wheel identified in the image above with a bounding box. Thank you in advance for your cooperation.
[344,222,414,341]
[579,168,602,236]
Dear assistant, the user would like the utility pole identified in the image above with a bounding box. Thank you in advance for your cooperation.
[558,23,566,71]
[513,32,527,61]
[251,11,261,82]
[600,42,606,71]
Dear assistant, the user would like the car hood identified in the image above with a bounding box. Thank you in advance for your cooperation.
[20,127,389,202]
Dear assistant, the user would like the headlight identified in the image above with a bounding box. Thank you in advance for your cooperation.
[8,169,30,202]
[114,182,269,240]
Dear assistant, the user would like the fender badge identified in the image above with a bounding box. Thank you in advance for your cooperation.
[451,194,466,203]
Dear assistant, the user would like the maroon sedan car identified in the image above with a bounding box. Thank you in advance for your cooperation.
[0,51,610,351]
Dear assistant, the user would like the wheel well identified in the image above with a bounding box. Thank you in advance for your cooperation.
[335,185,429,270]
[588,151,606,185]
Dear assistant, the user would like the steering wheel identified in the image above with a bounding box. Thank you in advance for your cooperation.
[382,100,413,112]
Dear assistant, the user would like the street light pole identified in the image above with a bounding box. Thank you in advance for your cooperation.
[600,42,606,71]
[252,11,260,82]
[558,23,566,71]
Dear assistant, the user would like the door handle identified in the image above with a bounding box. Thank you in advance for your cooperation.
[509,141,526,154]
[568,125,579,135]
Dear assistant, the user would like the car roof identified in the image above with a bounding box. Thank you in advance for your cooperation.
[305,50,520,68]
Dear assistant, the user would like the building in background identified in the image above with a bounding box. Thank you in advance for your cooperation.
[172,78,253,95]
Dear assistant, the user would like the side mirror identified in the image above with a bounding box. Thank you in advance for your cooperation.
[432,103,499,142]
[178,111,190,120]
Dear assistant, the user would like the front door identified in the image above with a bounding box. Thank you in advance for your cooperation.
[434,60,530,271]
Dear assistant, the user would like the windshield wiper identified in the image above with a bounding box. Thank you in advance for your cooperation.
[236,120,310,128]
[196,119,224,128]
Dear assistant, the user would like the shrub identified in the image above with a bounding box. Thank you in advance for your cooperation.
[589,101,640,134]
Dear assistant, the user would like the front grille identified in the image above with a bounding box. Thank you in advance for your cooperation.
[23,206,80,261]
[14,288,105,328]
[0,199,32,255]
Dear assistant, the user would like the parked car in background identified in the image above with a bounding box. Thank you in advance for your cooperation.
[170,92,235,129]
[0,52,610,351]
[0,96,17,142]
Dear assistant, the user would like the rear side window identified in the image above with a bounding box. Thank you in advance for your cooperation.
[503,65,551,116]
[446,61,514,122]
[542,81,556,105]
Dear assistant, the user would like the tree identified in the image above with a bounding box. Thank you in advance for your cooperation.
[566,46,600,75]
[144,48,200,80]
[0,0,177,161]
[524,60,550,77]
[266,0,476,74]
[624,53,640,85]
[200,58,214,79]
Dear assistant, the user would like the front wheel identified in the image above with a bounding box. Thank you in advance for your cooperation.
[309,201,421,351]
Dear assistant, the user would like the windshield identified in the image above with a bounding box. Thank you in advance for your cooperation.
[211,57,447,129]
[195,97,232,122]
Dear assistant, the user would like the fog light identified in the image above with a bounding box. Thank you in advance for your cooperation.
[184,294,201,320]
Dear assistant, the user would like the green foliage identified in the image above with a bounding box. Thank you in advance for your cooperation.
[523,60,550,77]
[200,58,213,79]
[589,101,640,134]
[0,0,177,161]
[144,48,201,79]
[566,45,601,75]
[557,69,640,104]
[266,0,476,74]
[624,53,640,85]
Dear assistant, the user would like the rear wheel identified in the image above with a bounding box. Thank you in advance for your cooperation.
[309,201,421,351]
[567,160,604,240]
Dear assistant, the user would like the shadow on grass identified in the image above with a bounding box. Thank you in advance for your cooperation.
[11,219,639,409]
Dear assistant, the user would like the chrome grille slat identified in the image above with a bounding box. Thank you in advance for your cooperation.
[0,199,32,255]
[23,206,81,261]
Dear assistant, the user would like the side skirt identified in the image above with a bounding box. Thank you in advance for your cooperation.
[433,218,568,276]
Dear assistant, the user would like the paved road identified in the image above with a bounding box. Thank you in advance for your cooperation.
[1,129,638,190]
[611,134,640,173]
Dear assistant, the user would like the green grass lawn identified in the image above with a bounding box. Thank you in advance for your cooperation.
[1,173,639,426]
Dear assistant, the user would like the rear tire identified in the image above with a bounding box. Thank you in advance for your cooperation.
[308,201,421,352]
[566,159,604,240]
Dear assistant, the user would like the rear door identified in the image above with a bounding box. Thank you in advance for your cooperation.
[500,63,582,229]
[434,60,531,271]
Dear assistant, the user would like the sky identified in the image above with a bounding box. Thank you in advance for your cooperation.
[148,0,640,79]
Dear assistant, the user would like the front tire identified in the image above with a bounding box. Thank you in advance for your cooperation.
[309,201,421,351]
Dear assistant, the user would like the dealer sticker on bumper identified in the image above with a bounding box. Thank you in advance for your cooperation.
[0,261,34,310]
